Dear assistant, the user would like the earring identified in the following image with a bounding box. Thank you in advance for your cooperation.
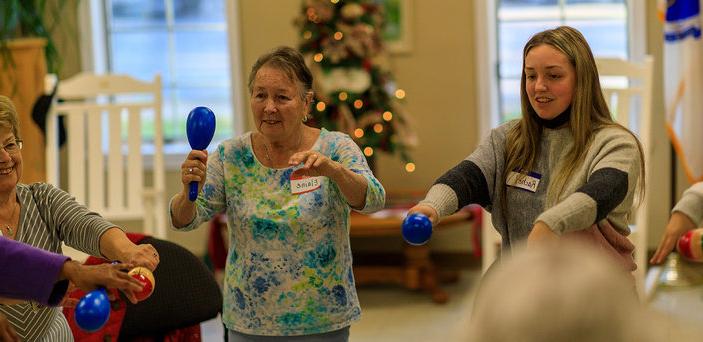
[302,114,309,122]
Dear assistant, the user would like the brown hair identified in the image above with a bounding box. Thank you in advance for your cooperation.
[247,46,313,100]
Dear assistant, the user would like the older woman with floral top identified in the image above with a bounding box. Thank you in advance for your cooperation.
[170,46,385,341]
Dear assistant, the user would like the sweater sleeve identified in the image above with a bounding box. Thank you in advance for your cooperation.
[536,129,640,234]
[0,237,68,306]
[331,133,385,214]
[673,181,703,226]
[419,126,499,217]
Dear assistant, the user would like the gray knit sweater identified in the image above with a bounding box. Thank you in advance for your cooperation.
[421,120,641,250]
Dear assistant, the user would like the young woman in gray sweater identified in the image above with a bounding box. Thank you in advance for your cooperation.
[410,26,645,271]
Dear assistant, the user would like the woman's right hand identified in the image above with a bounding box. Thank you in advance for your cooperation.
[62,261,144,304]
[406,204,439,225]
[171,150,208,227]
[180,150,208,196]
[650,211,697,264]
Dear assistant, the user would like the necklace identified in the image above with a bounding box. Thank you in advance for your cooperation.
[1,201,18,239]
[262,140,272,164]
[260,133,304,165]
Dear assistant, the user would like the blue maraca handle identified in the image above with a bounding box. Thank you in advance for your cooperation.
[189,182,198,201]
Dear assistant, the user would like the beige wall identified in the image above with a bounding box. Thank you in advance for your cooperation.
[374,1,477,189]
[372,1,477,251]
[238,0,476,189]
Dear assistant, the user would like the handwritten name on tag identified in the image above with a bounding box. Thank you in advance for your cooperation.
[290,172,322,195]
[506,170,542,193]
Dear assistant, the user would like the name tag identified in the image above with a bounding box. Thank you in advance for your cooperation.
[506,170,542,193]
[290,172,322,195]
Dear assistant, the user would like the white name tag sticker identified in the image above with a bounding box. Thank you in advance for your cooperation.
[290,171,322,195]
[506,170,542,193]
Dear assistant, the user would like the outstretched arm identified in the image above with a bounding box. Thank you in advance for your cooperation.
[651,182,703,264]
[0,236,69,305]
[60,260,144,304]
[411,160,491,224]
[99,228,159,271]
[0,237,142,306]
[650,212,697,265]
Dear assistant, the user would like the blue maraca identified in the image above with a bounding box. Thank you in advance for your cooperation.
[402,213,433,245]
[74,288,111,332]
[186,106,216,201]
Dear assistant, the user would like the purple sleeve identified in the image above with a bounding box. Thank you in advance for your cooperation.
[0,236,70,306]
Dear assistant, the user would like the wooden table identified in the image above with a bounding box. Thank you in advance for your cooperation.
[350,208,473,303]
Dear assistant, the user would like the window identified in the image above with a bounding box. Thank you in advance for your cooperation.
[474,0,644,133]
[81,0,243,160]
[498,0,628,122]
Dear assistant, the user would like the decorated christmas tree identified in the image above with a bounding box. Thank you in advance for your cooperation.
[296,0,417,172]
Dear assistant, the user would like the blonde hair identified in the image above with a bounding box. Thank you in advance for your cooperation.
[0,96,21,140]
[503,26,645,206]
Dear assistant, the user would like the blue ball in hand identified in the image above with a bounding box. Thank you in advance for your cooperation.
[402,213,433,245]
[75,288,111,332]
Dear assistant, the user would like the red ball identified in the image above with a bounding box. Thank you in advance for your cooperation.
[677,230,694,260]
[128,267,155,302]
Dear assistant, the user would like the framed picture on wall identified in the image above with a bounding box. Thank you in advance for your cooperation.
[378,0,413,53]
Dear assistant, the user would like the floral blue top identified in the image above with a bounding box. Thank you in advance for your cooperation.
[171,128,385,336]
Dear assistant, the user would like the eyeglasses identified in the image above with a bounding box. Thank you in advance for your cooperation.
[1,140,22,154]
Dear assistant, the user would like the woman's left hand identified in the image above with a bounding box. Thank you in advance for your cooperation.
[527,221,558,247]
[121,244,159,271]
[289,151,340,178]
[289,149,369,209]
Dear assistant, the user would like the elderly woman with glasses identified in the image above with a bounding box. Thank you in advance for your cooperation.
[0,96,160,341]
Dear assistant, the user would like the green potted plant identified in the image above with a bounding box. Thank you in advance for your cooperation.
[0,0,77,74]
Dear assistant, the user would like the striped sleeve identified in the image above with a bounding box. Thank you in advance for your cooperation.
[30,183,115,257]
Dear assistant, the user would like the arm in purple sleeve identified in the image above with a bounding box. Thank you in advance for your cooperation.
[0,237,70,306]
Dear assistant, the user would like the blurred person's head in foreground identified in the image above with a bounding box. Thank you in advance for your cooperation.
[468,242,700,342]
